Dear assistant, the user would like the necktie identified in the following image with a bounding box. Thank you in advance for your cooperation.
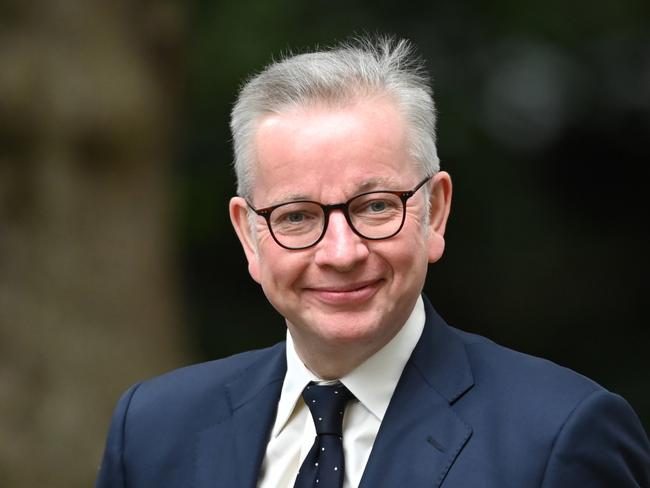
[293,382,354,488]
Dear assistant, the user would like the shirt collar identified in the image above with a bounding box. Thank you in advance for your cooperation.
[271,332,321,438]
[272,296,425,437]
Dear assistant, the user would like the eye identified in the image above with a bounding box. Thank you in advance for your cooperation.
[286,211,306,223]
[357,197,397,215]
[349,193,402,225]
[368,200,388,212]
[275,209,311,225]
[271,202,322,233]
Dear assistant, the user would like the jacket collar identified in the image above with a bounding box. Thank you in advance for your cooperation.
[359,296,474,487]
[194,344,287,488]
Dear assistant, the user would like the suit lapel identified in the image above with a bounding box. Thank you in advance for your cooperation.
[194,345,287,488]
[359,297,474,487]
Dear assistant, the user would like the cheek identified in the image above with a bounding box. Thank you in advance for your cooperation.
[258,250,307,292]
[382,237,429,284]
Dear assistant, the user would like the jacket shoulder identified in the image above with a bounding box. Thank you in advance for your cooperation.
[443,327,650,485]
[123,342,286,428]
[450,325,603,399]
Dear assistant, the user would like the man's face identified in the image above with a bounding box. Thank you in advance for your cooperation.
[230,97,451,365]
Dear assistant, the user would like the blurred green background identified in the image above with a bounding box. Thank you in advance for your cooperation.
[1,0,648,486]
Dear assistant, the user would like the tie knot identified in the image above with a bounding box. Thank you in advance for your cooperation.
[302,382,354,436]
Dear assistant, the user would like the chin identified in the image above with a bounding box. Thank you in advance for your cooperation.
[306,311,389,345]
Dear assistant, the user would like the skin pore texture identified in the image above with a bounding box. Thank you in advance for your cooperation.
[230,96,452,379]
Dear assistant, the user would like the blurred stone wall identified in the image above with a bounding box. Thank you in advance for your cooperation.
[0,1,189,486]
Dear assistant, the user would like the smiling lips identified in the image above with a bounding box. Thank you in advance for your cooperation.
[305,279,382,305]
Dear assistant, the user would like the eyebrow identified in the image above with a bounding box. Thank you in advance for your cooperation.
[265,176,403,207]
[355,176,400,192]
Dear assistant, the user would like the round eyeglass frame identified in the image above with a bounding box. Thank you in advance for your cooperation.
[245,175,433,250]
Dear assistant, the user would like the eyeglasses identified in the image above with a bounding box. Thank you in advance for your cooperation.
[246,175,432,250]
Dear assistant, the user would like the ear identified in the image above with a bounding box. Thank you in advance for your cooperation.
[426,171,452,263]
[229,196,261,283]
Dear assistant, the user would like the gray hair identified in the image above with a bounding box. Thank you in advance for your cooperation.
[230,36,440,198]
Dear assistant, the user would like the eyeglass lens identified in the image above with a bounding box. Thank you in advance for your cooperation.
[269,191,405,249]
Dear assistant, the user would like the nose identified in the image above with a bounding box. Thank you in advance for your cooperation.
[313,210,369,270]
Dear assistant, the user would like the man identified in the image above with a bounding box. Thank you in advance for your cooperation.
[96,37,650,487]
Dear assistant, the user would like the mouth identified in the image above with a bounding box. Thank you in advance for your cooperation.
[305,279,382,305]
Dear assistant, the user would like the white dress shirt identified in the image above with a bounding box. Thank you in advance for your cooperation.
[257,296,425,488]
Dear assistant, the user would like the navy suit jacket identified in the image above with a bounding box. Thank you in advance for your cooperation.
[97,298,650,487]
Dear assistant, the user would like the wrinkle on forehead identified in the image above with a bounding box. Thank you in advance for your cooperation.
[260,175,406,207]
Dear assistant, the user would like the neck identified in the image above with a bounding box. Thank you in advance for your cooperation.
[288,328,400,380]
[296,347,367,380]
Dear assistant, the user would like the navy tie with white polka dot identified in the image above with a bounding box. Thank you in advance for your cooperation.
[293,382,354,488]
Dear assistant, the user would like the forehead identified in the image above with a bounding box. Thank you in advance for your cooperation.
[250,98,416,202]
